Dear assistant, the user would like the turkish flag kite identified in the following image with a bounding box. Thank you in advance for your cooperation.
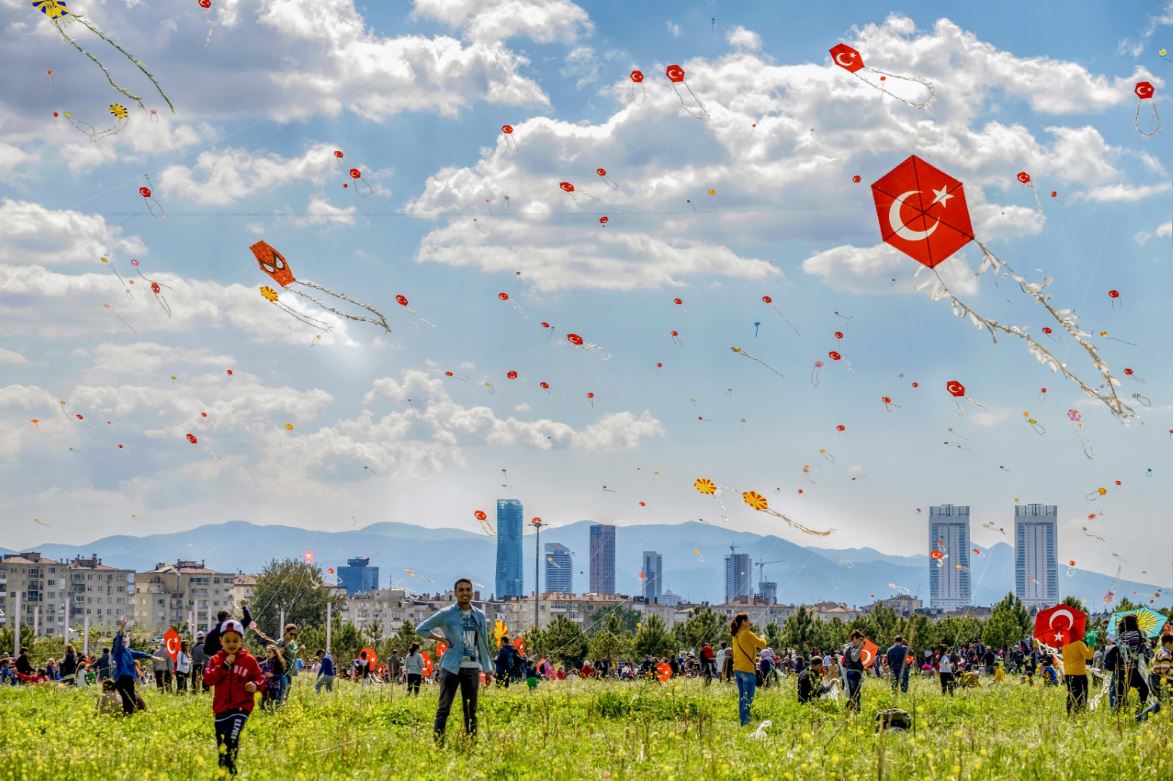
[421,651,434,678]
[163,628,180,662]
[829,43,864,73]
[872,155,974,269]
[1033,604,1087,648]
[436,640,448,657]
[513,636,526,655]
[655,661,672,682]
[859,639,880,667]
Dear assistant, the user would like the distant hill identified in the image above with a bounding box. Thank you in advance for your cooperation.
[5,520,1162,610]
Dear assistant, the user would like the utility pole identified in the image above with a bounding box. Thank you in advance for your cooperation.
[13,591,21,656]
[64,596,70,647]
[83,613,90,657]
[531,517,547,632]
[326,601,332,654]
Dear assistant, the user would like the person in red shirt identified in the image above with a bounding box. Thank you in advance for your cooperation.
[202,621,264,777]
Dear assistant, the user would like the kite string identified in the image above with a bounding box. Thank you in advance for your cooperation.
[293,282,391,333]
[70,15,175,113]
[974,241,1133,421]
[852,68,936,110]
[927,262,1132,423]
[52,18,143,109]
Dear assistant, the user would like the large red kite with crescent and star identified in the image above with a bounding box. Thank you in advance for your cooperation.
[1033,604,1087,648]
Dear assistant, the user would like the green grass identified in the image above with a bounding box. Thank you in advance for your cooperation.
[0,675,1169,780]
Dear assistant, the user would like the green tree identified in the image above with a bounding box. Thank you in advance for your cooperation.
[982,605,1022,652]
[251,558,344,635]
[824,617,848,649]
[1061,595,1087,615]
[544,615,587,665]
[901,614,933,657]
[632,614,674,658]
[1113,596,1141,613]
[782,607,819,652]
[386,620,418,656]
[362,620,385,647]
[602,606,642,635]
[993,593,1031,639]
[587,629,630,667]
[764,623,784,650]
[675,607,726,652]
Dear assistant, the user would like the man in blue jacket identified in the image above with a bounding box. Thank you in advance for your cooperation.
[315,648,336,693]
[886,635,910,693]
[112,617,162,714]
[417,578,494,743]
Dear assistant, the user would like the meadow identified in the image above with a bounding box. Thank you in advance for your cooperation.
[0,675,1169,781]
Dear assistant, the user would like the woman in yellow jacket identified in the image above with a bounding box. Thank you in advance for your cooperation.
[1061,636,1095,714]
[730,612,767,726]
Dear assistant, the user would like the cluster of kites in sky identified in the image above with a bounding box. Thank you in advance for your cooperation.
[24,3,1171,604]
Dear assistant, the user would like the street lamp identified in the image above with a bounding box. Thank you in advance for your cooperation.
[530,516,547,632]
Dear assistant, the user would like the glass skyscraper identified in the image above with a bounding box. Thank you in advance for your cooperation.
[641,551,663,601]
[928,505,971,610]
[336,556,379,596]
[495,499,524,598]
[544,543,573,594]
[1015,503,1058,609]
[589,523,616,594]
[725,552,751,603]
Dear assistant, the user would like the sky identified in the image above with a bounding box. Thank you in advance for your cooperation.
[0,0,1171,588]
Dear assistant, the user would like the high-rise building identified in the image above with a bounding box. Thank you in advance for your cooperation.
[724,552,751,603]
[589,524,616,594]
[544,543,573,594]
[336,557,380,596]
[496,499,524,598]
[1015,503,1059,609]
[641,551,663,601]
[928,505,972,610]
[757,581,778,605]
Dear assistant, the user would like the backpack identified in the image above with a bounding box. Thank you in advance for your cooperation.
[876,708,911,732]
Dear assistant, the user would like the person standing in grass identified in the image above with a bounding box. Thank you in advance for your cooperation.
[255,623,300,705]
[1061,633,1094,714]
[202,620,264,777]
[938,645,955,696]
[886,636,909,693]
[112,617,161,715]
[730,612,766,727]
[841,630,865,713]
[404,643,424,695]
[315,649,336,693]
[190,633,206,693]
[417,578,494,743]
[174,641,192,693]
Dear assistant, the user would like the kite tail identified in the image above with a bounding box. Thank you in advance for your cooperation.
[53,18,144,109]
[769,508,834,537]
[293,283,391,333]
[1135,101,1161,138]
[854,68,937,110]
[71,15,175,114]
[927,252,1133,424]
[277,301,333,332]
[974,240,1133,422]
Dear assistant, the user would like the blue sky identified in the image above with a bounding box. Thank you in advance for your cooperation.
[0,0,1170,589]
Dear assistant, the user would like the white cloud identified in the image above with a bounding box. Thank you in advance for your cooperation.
[1134,220,1173,244]
[727,26,761,51]
[0,142,39,179]
[290,197,358,227]
[0,348,28,365]
[414,0,593,44]
[801,244,981,296]
[1076,182,1173,203]
[666,21,681,38]
[1117,4,1172,57]
[0,200,146,267]
[159,143,340,206]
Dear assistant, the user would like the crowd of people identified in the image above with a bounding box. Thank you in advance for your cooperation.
[1,591,1171,774]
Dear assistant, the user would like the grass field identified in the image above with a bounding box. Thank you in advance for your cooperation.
[1,675,1170,780]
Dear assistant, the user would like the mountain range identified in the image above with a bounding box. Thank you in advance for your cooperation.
[2,520,1163,610]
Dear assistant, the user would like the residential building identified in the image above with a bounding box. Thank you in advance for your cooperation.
[928,504,972,610]
[496,499,524,598]
[715,597,797,627]
[868,594,922,615]
[756,581,778,605]
[724,552,751,603]
[641,551,663,601]
[492,592,628,632]
[0,553,64,636]
[589,523,616,595]
[132,560,234,633]
[1015,503,1059,609]
[65,554,135,633]
[230,574,256,607]
[809,601,860,622]
[544,543,573,594]
[336,556,379,597]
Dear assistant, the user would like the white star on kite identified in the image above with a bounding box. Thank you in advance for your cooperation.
[930,186,953,208]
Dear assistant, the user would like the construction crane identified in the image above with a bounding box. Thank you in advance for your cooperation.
[755,559,785,584]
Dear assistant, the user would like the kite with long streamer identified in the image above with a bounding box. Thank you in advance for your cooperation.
[872,155,1133,422]
[250,241,389,332]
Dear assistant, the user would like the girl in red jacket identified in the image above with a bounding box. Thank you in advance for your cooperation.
[202,620,264,776]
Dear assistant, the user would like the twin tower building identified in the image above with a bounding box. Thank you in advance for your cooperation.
[930,503,1059,610]
[494,500,622,598]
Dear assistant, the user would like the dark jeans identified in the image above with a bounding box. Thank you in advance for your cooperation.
[214,709,249,776]
[891,669,909,693]
[154,669,171,691]
[114,675,139,715]
[175,672,188,692]
[1065,674,1088,713]
[406,673,422,695]
[433,668,480,742]
[940,671,955,695]
[844,669,862,712]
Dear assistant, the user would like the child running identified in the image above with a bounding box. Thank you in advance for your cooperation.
[202,620,264,777]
